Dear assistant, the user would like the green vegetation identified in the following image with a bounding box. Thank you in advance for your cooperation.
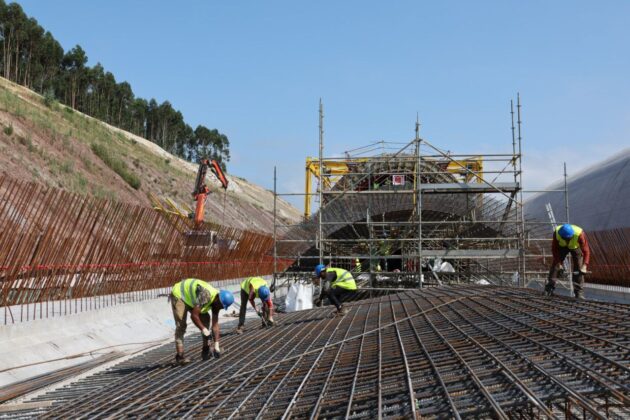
[91,143,141,190]
[0,59,192,202]
[42,87,56,108]
[17,134,35,152]
[3,123,12,135]
[60,159,73,174]
[0,0,230,167]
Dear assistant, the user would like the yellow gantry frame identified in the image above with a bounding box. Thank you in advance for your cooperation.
[445,158,484,183]
[304,158,358,220]
[304,156,483,220]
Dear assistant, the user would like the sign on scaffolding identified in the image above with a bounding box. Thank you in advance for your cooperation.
[392,174,405,186]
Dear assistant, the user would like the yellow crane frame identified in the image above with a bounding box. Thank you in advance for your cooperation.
[304,157,483,220]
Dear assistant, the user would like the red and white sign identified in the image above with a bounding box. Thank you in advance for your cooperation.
[392,175,405,186]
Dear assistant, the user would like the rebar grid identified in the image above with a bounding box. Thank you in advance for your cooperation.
[6,286,628,419]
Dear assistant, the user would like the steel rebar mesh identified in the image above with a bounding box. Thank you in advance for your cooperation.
[4,286,628,419]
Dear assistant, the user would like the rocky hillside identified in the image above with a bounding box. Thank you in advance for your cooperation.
[0,76,300,233]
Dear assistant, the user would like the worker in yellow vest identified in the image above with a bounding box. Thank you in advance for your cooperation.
[545,224,591,299]
[235,276,274,334]
[353,258,362,273]
[170,278,234,364]
[314,264,357,316]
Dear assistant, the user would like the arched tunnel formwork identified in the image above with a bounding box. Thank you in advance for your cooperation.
[274,142,526,288]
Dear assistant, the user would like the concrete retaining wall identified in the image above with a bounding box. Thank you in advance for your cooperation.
[0,277,269,389]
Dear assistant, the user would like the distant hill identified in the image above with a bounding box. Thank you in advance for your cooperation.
[0,76,300,233]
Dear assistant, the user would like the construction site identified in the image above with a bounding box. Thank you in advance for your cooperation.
[0,77,628,419]
[0,3,630,418]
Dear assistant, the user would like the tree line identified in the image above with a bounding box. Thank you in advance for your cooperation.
[0,1,230,167]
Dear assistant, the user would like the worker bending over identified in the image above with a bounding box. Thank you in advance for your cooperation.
[545,224,591,299]
[314,264,357,315]
[170,278,234,364]
[236,276,274,334]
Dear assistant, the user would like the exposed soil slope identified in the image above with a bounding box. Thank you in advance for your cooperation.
[0,77,300,233]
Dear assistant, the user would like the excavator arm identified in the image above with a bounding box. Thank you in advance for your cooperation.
[193,159,228,226]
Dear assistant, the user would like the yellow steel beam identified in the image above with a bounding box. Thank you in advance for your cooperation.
[305,158,354,219]
[446,158,483,183]
[304,156,483,219]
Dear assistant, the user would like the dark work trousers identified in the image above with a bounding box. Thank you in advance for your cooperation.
[238,289,270,327]
[548,247,585,299]
[324,286,356,311]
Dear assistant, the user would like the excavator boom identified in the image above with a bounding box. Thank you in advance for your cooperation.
[193,159,228,226]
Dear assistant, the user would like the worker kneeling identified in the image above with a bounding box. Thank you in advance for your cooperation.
[170,278,234,365]
[314,264,357,316]
[236,276,274,334]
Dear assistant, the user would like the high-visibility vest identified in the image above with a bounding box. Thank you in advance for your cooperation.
[172,278,218,314]
[555,224,583,250]
[326,268,357,291]
[240,276,267,298]
[353,262,362,273]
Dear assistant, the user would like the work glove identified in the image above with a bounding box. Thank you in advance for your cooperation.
[579,264,588,274]
[213,342,221,359]
[201,328,211,337]
[256,310,263,318]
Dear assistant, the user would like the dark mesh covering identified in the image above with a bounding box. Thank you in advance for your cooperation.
[524,148,630,230]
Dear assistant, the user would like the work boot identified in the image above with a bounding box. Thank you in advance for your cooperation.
[235,326,244,335]
[335,307,348,317]
[175,353,191,365]
[544,281,555,296]
[201,345,210,360]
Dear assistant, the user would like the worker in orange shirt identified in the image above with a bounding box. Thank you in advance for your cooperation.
[545,224,591,299]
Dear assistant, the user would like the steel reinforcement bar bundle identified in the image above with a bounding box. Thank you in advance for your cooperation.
[0,174,291,322]
[5,286,629,419]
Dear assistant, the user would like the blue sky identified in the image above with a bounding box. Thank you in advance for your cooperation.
[18,1,630,211]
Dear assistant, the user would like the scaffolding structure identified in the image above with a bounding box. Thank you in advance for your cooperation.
[273,97,570,290]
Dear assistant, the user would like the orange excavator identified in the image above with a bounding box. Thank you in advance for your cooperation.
[192,158,229,226]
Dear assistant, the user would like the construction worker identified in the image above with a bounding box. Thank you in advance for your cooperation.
[353,258,362,273]
[314,264,357,315]
[545,224,591,299]
[235,276,274,334]
[170,278,234,364]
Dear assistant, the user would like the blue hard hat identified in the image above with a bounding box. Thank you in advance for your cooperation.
[315,264,326,277]
[219,290,234,310]
[258,286,270,301]
[558,224,575,240]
